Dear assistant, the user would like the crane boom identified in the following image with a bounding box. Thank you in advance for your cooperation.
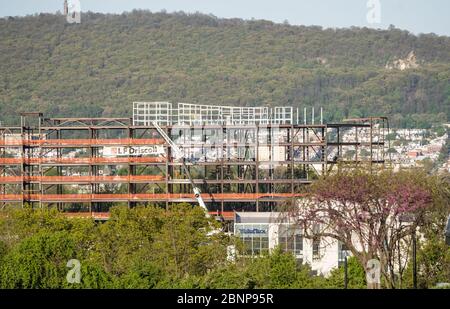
[152,121,209,216]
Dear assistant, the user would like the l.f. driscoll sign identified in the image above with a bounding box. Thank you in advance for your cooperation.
[103,146,164,157]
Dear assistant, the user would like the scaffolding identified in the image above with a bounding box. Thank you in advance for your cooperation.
[133,102,296,126]
[0,110,387,220]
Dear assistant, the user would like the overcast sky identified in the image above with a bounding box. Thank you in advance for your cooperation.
[1,0,449,36]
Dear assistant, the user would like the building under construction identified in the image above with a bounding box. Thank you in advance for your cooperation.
[0,103,388,220]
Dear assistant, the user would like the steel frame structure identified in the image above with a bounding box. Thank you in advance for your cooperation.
[1,112,388,220]
[133,102,296,126]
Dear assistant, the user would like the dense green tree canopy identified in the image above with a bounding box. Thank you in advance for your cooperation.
[0,204,231,288]
[0,196,448,288]
[0,11,449,127]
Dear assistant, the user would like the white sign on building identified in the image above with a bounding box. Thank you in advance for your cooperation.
[103,146,164,157]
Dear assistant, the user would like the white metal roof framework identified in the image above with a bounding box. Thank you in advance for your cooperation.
[133,102,296,126]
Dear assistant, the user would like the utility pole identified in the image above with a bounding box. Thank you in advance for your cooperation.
[413,229,417,289]
[64,0,68,16]
[400,214,418,289]
[344,254,348,289]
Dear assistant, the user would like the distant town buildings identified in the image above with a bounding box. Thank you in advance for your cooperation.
[335,125,448,172]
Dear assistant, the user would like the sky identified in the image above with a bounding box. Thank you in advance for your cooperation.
[0,0,449,36]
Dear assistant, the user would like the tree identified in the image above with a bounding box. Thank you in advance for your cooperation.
[203,248,326,289]
[246,248,298,288]
[287,167,436,288]
[0,205,234,289]
[386,133,398,141]
[402,234,450,289]
[202,264,253,289]
[115,260,164,289]
[1,12,449,128]
[0,231,77,288]
[0,196,446,289]
[150,203,229,279]
[0,240,7,262]
[88,204,232,286]
[325,256,366,289]
[402,174,450,289]
[419,158,434,173]
[387,148,398,154]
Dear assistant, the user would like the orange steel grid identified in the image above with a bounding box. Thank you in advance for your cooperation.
[0,138,164,146]
[0,157,166,164]
[0,175,165,183]
[0,193,306,202]
[63,211,236,221]
[1,114,387,219]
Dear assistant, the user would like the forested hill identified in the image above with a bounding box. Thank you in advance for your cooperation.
[1,11,449,127]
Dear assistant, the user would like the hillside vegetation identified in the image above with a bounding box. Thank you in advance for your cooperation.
[0,11,449,127]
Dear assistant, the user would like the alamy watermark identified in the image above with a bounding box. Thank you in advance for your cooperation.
[366,0,381,24]
[366,259,381,288]
[66,0,81,24]
[66,259,81,284]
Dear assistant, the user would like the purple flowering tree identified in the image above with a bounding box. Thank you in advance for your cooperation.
[287,168,433,288]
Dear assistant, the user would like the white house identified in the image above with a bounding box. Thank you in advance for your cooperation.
[233,212,348,276]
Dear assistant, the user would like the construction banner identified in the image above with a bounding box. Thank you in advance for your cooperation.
[103,146,164,157]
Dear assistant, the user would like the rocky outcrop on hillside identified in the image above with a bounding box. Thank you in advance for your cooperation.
[386,51,420,70]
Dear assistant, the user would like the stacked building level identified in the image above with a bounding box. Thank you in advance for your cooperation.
[0,104,389,220]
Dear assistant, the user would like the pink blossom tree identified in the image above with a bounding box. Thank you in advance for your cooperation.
[286,168,434,288]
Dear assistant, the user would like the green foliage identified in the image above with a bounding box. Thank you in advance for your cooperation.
[79,262,116,289]
[202,264,254,289]
[0,196,447,289]
[246,248,299,288]
[436,129,450,167]
[115,260,163,289]
[0,241,6,260]
[0,12,449,127]
[202,248,328,289]
[0,204,234,289]
[387,148,398,154]
[0,231,77,288]
[325,257,366,289]
[0,205,323,289]
[403,235,450,289]
[386,133,398,141]
[432,126,447,137]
